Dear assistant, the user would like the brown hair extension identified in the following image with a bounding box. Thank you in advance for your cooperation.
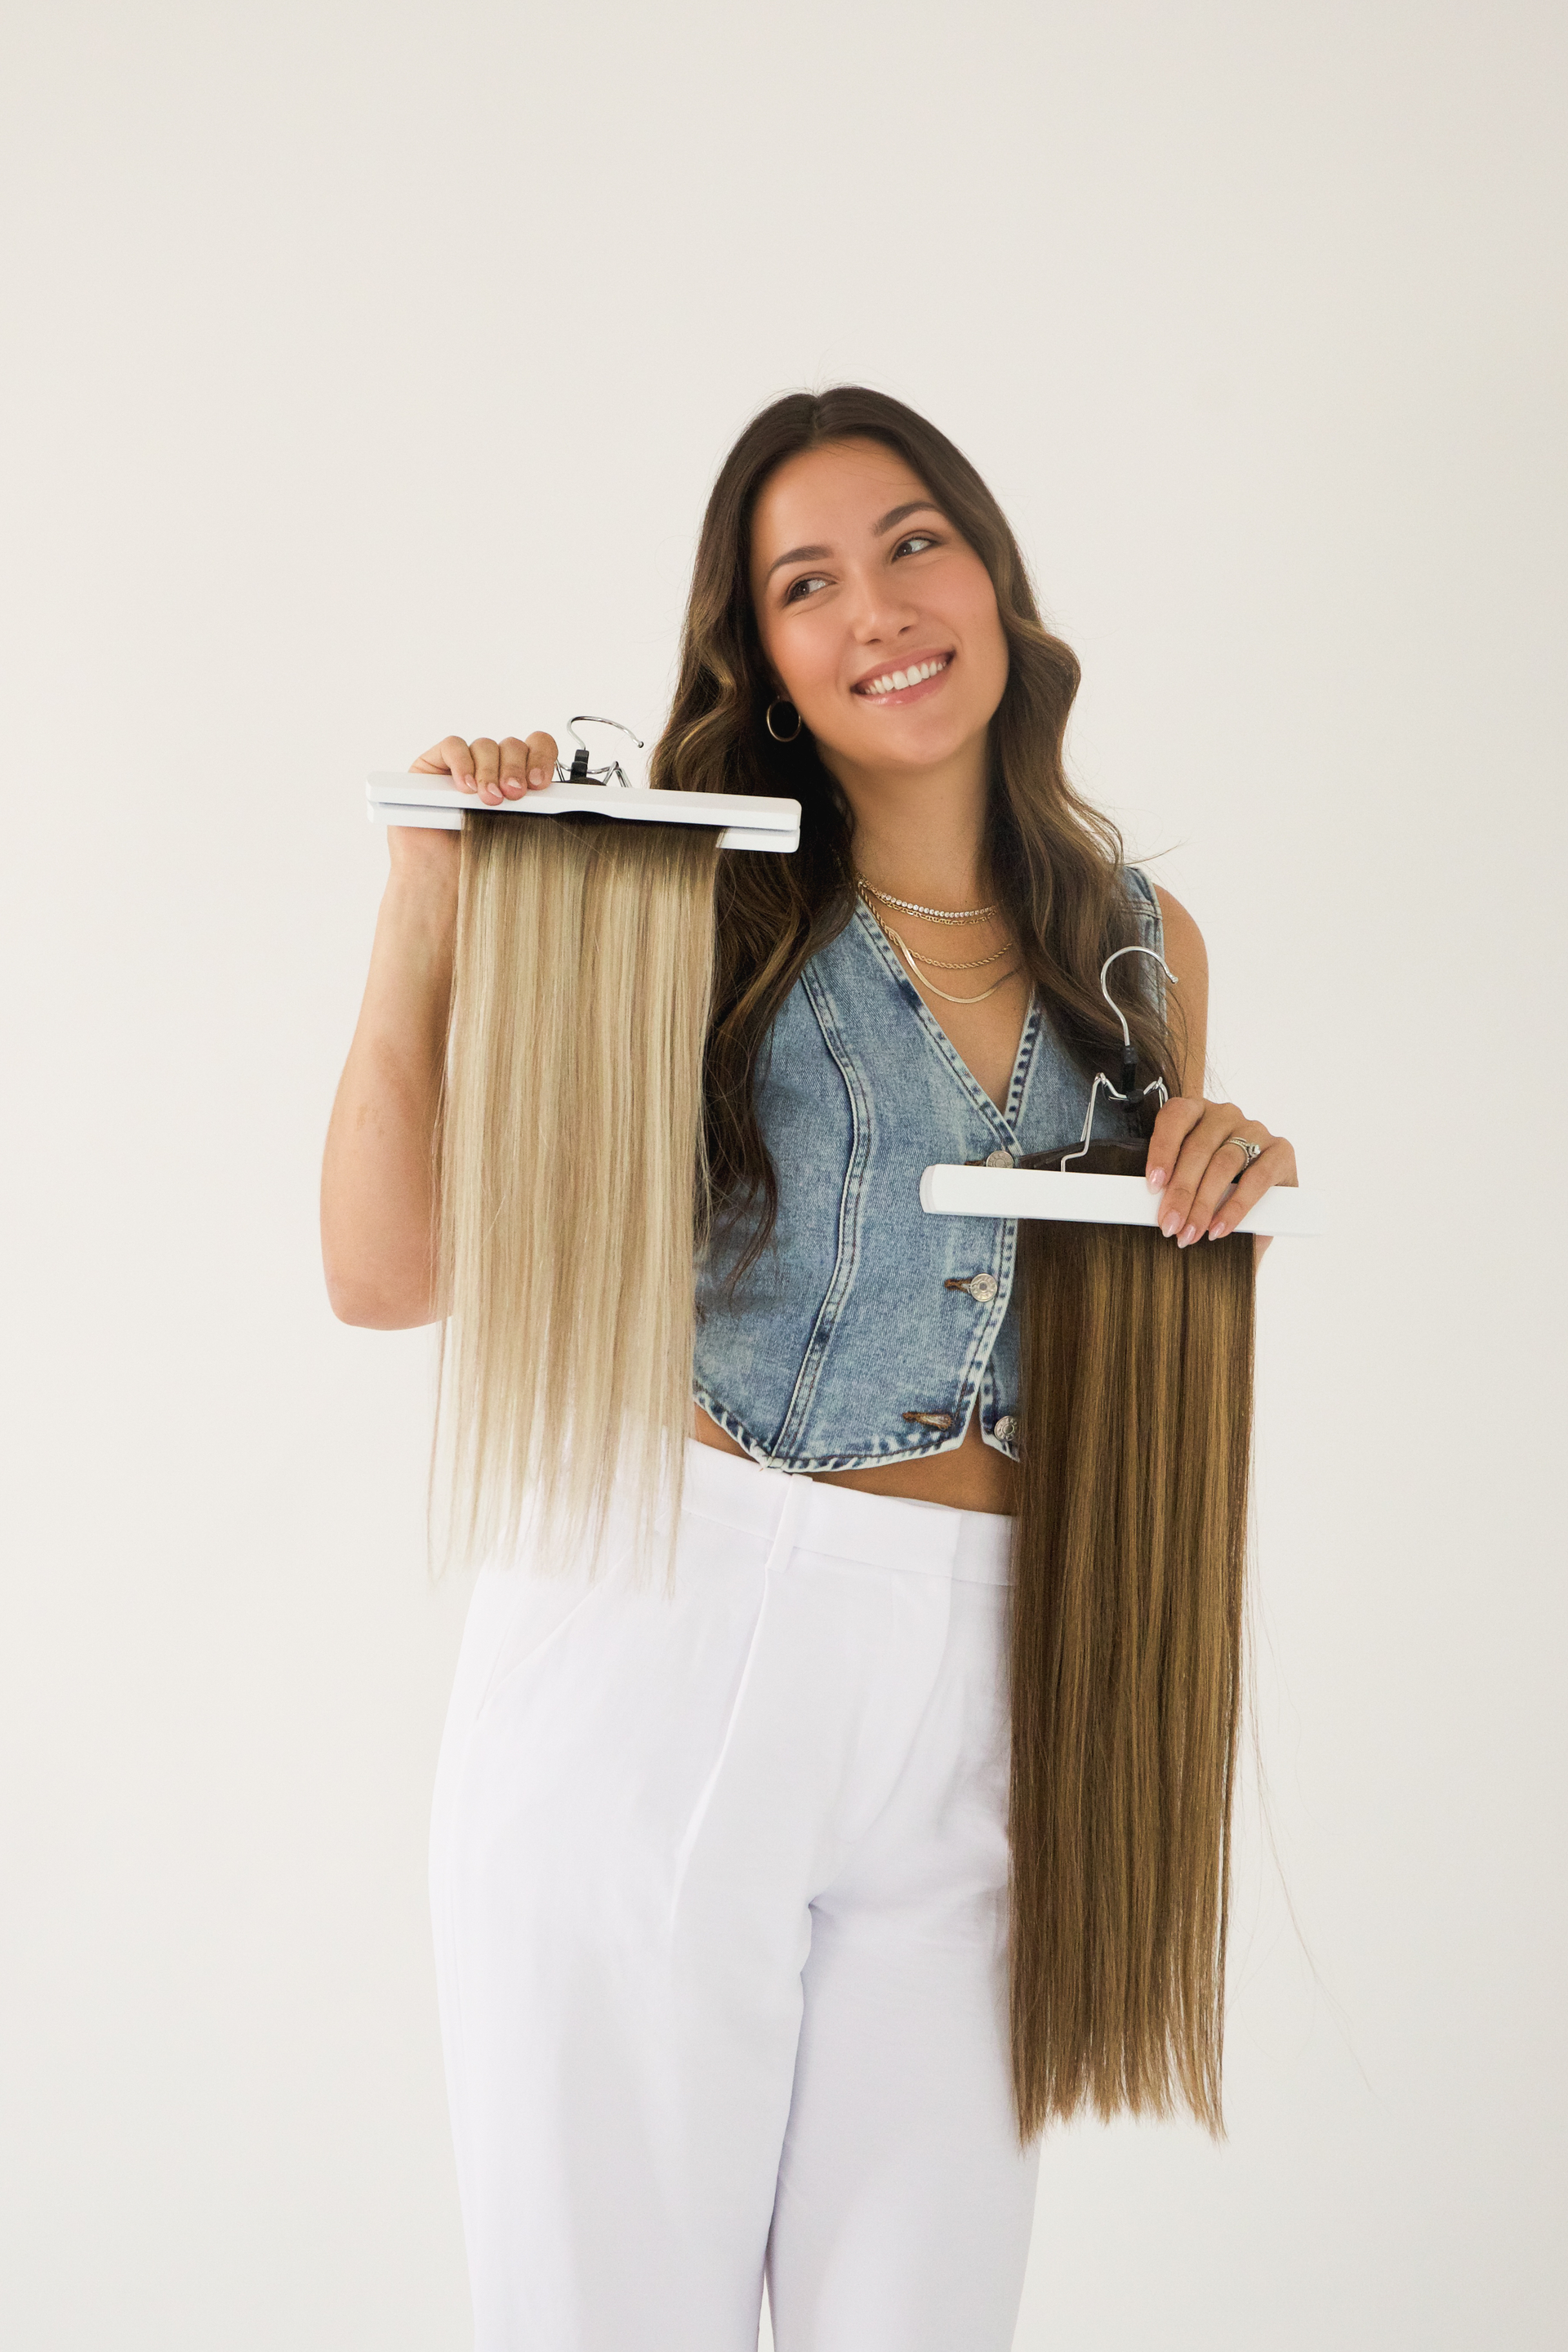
[1008,1140,1256,2142]
[434,812,721,1586]
[649,386,1183,1279]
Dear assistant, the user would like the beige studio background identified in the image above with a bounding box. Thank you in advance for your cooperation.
[2,2,1563,2346]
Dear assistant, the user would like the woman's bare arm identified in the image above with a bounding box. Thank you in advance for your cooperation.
[320,729,557,1326]
[1154,884,1209,1094]
[1150,883,1294,1261]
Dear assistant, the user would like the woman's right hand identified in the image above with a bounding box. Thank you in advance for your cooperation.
[387,730,561,889]
[409,731,562,806]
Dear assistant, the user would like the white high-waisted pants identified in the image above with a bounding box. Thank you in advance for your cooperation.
[430,1439,1040,2351]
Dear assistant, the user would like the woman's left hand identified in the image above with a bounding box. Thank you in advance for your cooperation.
[1145,1097,1298,1264]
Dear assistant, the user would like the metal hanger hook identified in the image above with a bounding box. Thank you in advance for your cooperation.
[1098,943,1178,1051]
[562,715,647,789]
[1055,945,1179,1170]
[566,715,645,756]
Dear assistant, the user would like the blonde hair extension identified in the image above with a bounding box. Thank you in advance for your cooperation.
[435,811,721,1586]
[1009,1138,1256,2143]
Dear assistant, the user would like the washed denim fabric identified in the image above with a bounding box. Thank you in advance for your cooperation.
[693,866,1166,1472]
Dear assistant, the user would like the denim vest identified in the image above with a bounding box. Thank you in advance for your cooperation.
[693,866,1165,1472]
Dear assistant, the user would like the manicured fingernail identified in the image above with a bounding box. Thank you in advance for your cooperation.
[1208,1222,1226,1241]
[1147,1167,1166,1192]
[500,778,522,797]
[528,767,546,788]
[1160,1213,1178,1237]
[1179,1223,1198,1246]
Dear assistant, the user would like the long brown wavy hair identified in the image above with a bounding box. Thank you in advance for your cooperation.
[648,385,1184,1267]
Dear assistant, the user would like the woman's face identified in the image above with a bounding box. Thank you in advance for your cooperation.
[748,437,1010,780]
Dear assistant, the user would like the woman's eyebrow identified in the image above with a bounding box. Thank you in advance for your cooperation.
[764,541,832,583]
[871,499,942,535]
[762,501,944,586]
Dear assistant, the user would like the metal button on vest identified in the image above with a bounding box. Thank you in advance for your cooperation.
[943,1272,1000,1303]
[994,1414,1017,1442]
[985,1147,1014,1169]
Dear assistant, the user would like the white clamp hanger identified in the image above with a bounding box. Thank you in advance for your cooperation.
[920,944,1327,1237]
[366,714,801,853]
[919,1163,1326,1236]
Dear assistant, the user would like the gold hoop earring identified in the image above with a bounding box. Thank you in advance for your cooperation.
[765,697,803,743]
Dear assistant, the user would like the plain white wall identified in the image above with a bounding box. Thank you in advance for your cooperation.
[2,2,1563,2345]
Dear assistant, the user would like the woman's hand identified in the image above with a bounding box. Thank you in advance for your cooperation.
[388,730,562,889]
[410,731,561,805]
[1145,1096,1298,1264]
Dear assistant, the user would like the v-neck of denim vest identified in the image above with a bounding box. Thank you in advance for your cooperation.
[850,896,1040,1143]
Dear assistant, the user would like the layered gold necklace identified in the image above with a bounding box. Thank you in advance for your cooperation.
[853,875,1023,1005]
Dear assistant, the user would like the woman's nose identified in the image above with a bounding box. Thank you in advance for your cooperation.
[844,570,920,639]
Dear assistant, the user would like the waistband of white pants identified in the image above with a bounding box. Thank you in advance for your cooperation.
[674,1438,1014,1587]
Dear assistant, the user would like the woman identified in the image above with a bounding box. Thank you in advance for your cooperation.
[322,387,1296,2352]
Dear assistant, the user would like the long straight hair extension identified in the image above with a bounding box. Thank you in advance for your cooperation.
[434,811,722,1585]
[1008,1140,1256,2144]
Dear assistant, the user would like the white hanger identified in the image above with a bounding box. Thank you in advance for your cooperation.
[367,716,800,854]
[920,944,1326,1237]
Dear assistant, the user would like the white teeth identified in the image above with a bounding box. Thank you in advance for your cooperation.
[864,655,948,696]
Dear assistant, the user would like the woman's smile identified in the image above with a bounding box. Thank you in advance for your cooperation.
[853,649,956,705]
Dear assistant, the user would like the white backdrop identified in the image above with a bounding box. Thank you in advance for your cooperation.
[3,4,1563,2346]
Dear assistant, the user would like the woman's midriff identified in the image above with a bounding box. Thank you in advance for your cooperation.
[691,1403,1018,1516]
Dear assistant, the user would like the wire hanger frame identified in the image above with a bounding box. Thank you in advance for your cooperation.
[1057,945,1178,1169]
[559,715,644,788]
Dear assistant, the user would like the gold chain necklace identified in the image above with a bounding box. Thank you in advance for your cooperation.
[862,894,1023,1005]
[894,938,1016,971]
[853,883,1014,969]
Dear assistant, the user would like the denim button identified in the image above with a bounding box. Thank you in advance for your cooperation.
[943,1272,1000,1302]
[985,1147,1013,1168]
[994,1414,1017,1442]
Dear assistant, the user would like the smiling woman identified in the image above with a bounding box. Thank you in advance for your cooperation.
[323,382,1298,2352]
[643,394,1260,1507]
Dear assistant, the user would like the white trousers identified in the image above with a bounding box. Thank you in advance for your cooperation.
[430,1440,1040,2352]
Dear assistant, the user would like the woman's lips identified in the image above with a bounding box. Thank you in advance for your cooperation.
[853,651,955,708]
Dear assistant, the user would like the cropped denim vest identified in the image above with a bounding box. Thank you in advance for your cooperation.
[693,866,1165,1472]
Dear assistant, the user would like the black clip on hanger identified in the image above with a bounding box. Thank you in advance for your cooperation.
[560,715,644,786]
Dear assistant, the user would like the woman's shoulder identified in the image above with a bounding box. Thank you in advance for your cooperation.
[1134,876,1209,1092]
[1118,862,1207,973]
[1146,879,1207,981]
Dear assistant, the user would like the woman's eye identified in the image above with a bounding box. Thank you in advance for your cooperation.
[783,572,828,604]
[893,532,939,559]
